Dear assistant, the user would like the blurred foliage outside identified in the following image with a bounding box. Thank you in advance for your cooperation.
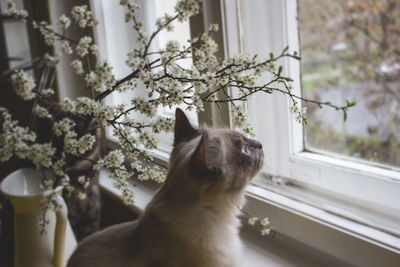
[299,0,400,167]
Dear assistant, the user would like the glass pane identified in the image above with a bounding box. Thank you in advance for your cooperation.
[299,0,400,167]
[153,0,195,121]
[149,0,197,154]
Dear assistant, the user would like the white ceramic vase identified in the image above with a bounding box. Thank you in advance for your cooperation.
[1,168,77,267]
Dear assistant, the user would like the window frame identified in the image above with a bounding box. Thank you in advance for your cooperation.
[223,0,400,251]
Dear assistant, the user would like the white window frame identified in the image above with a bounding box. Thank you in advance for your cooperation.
[221,0,400,252]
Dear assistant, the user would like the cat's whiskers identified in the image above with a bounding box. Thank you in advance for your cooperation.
[262,162,273,172]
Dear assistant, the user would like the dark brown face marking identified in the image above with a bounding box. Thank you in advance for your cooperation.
[190,132,221,177]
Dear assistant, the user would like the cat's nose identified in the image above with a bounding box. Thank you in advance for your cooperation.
[247,138,263,150]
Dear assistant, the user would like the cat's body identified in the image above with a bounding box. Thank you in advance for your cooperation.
[67,108,263,267]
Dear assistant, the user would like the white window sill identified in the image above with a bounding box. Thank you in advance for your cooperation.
[246,183,400,254]
[99,169,400,266]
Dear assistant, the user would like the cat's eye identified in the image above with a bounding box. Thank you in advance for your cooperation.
[241,146,249,155]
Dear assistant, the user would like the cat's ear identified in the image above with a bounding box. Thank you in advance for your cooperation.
[190,132,221,177]
[174,108,197,145]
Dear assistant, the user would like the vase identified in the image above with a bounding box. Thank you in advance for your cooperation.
[0,168,77,267]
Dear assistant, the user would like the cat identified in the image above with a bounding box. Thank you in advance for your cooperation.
[67,108,264,267]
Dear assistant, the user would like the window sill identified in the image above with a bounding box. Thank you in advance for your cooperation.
[246,183,400,253]
[99,169,400,266]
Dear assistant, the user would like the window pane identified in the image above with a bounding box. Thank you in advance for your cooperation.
[299,0,400,167]
[152,0,197,155]
[104,0,197,152]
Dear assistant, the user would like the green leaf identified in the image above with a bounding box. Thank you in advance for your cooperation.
[346,100,356,107]
[282,76,293,82]
[283,46,289,54]
[343,110,348,121]
[269,52,274,60]
[278,65,283,76]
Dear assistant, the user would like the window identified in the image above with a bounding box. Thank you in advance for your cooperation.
[0,0,32,71]
[222,0,400,250]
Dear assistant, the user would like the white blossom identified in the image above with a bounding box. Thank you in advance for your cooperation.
[63,132,79,155]
[130,98,155,117]
[248,217,258,226]
[175,0,201,22]
[5,0,28,19]
[78,134,96,154]
[109,168,134,205]
[52,118,75,136]
[208,24,219,32]
[74,97,100,115]
[126,49,145,69]
[34,105,51,119]
[151,117,174,133]
[261,228,271,236]
[90,44,99,55]
[0,107,36,162]
[77,175,90,188]
[42,88,55,97]
[33,21,56,46]
[232,105,254,136]
[132,161,166,183]
[27,143,56,168]
[93,105,116,126]
[290,102,307,123]
[102,150,125,168]
[53,158,66,176]
[84,61,116,93]
[156,14,174,32]
[76,36,92,57]
[78,191,87,199]
[58,14,71,29]
[71,5,97,28]
[138,166,166,183]
[61,98,75,112]
[61,41,73,54]
[70,59,85,75]
[53,124,96,157]
[12,70,36,100]
[260,218,270,226]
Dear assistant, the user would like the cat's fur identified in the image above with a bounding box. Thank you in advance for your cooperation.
[67,108,264,267]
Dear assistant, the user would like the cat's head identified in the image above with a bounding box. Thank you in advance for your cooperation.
[167,108,264,199]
